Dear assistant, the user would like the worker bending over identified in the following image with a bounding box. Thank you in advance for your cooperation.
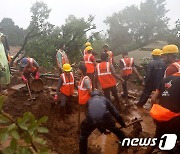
[20,57,39,83]
[161,44,180,77]
[79,91,126,154]
[96,53,124,107]
[56,44,69,73]
[54,64,74,121]
[84,46,96,89]
[120,51,143,103]
[137,49,166,107]
[146,70,180,153]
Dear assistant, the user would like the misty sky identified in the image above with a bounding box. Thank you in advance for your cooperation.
[0,0,180,31]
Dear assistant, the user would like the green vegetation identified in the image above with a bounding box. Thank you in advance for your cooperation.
[0,96,50,154]
[0,0,180,68]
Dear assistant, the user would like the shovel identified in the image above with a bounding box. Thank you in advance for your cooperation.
[26,82,36,101]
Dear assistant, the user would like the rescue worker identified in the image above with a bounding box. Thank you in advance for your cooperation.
[78,63,92,106]
[0,27,9,58]
[79,90,126,154]
[103,44,114,64]
[146,70,180,153]
[20,57,39,83]
[161,44,180,77]
[137,49,166,107]
[56,44,69,73]
[96,52,124,106]
[120,51,143,103]
[54,64,74,121]
[84,46,96,89]
[83,42,92,55]
[77,63,92,132]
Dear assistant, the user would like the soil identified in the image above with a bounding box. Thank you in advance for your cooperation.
[1,71,156,154]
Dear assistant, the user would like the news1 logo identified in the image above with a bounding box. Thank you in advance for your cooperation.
[121,134,177,150]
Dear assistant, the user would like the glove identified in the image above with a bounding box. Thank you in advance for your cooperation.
[54,95,58,101]
[35,72,39,79]
[22,75,28,83]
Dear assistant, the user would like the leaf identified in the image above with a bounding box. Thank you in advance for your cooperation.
[33,137,46,145]
[0,130,9,143]
[8,124,17,131]
[20,147,32,154]
[0,114,10,124]
[3,146,15,154]
[28,124,38,135]
[10,130,20,140]
[0,96,6,111]
[10,138,17,151]
[37,116,48,125]
[38,148,50,154]
[37,127,48,133]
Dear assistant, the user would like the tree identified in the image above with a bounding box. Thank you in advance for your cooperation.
[105,0,169,55]
[0,18,25,46]
[10,1,53,67]
[168,19,180,48]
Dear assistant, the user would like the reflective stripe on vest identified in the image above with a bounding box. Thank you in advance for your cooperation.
[84,54,95,73]
[60,72,74,96]
[121,58,134,76]
[107,51,113,64]
[78,76,92,104]
[121,58,134,70]
[57,50,69,65]
[150,104,180,122]
[97,62,116,89]
[97,62,111,76]
[84,54,93,64]
[164,61,180,78]
[23,58,36,73]
[61,72,74,85]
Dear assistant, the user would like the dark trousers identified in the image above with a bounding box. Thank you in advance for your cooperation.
[122,75,131,98]
[103,86,120,103]
[146,116,180,154]
[79,118,126,154]
[137,84,153,106]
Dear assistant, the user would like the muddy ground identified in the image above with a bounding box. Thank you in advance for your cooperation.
[1,74,156,154]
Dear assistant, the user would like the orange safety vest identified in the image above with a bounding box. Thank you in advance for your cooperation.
[84,54,95,74]
[56,50,69,66]
[97,62,116,89]
[83,49,87,55]
[120,57,134,76]
[23,58,37,73]
[164,61,180,78]
[150,104,180,122]
[107,51,113,64]
[60,72,74,96]
[78,76,92,105]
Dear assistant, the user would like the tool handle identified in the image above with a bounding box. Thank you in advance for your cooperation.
[26,82,32,99]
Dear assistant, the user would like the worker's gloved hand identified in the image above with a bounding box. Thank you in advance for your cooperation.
[22,75,28,83]
[35,72,39,79]
[54,95,58,101]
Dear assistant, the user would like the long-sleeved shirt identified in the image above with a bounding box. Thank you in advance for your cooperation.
[145,57,166,90]
[86,95,125,127]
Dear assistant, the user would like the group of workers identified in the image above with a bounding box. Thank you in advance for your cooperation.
[14,41,180,153]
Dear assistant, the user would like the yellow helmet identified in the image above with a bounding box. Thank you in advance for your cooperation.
[86,46,93,51]
[62,63,72,72]
[151,49,162,56]
[162,44,179,55]
[85,42,91,47]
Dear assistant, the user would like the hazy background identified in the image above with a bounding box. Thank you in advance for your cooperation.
[0,0,180,30]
